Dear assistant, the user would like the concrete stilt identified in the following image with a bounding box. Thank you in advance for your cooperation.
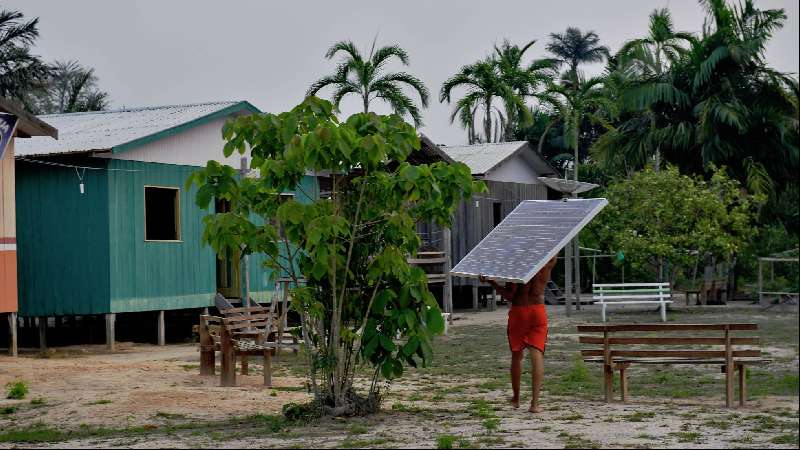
[38,317,47,353]
[8,313,17,357]
[105,314,116,351]
[157,311,165,346]
[472,285,479,310]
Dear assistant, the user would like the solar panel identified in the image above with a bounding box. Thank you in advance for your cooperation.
[450,198,608,283]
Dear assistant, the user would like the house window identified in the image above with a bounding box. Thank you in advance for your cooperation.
[493,202,503,227]
[145,186,181,241]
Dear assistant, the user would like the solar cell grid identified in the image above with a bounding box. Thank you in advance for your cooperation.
[450,198,608,283]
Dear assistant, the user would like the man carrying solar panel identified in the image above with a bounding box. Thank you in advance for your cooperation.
[480,256,557,413]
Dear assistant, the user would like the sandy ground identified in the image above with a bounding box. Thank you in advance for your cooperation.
[1,303,797,448]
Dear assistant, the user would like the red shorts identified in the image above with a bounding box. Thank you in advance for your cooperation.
[507,304,548,353]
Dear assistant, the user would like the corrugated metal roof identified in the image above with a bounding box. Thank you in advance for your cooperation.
[439,141,528,175]
[15,101,258,157]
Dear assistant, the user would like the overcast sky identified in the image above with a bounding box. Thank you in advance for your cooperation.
[8,0,799,145]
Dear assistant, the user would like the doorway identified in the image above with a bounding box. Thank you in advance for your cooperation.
[215,199,241,298]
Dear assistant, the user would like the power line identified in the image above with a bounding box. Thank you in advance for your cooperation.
[17,157,143,172]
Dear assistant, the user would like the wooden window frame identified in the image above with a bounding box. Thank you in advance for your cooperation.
[144,185,182,242]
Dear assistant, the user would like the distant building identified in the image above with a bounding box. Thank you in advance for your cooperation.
[0,98,58,356]
[14,102,316,348]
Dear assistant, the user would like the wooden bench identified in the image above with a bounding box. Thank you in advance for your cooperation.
[578,323,770,408]
[593,283,672,322]
[199,306,280,387]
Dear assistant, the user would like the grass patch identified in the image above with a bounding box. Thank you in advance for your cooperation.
[85,399,112,406]
[1,406,17,415]
[29,398,45,406]
[558,431,601,449]
[669,431,701,443]
[770,434,799,445]
[624,411,655,422]
[468,399,496,419]
[5,381,29,400]
[556,413,584,421]
[348,424,368,435]
[482,417,501,432]
[436,434,456,449]
[154,411,187,420]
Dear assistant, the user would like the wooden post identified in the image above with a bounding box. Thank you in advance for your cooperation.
[8,313,17,357]
[263,344,272,387]
[757,259,763,305]
[199,315,215,376]
[724,325,733,408]
[157,311,165,346]
[443,227,453,316]
[105,314,115,351]
[738,364,746,407]
[574,237,581,310]
[491,288,497,311]
[38,317,47,353]
[564,242,573,317]
[603,329,612,403]
[472,284,479,310]
[220,324,236,387]
[619,365,629,402]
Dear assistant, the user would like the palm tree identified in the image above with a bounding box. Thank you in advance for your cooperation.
[307,40,429,126]
[539,75,612,180]
[440,57,505,143]
[609,8,696,170]
[546,27,610,82]
[29,60,110,114]
[618,9,696,77]
[493,40,556,140]
[0,9,50,102]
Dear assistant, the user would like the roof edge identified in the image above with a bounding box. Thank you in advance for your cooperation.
[111,101,261,154]
[0,97,58,139]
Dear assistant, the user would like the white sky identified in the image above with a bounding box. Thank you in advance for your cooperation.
[8,0,799,145]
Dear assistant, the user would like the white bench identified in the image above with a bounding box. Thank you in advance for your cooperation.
[592,283,672,322]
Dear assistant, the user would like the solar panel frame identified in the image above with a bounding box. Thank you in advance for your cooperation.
[450,198,608,284]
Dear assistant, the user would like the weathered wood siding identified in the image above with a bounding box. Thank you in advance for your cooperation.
[418,180,548,286]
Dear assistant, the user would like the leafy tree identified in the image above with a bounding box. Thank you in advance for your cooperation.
[189,97,483,416]
[546,27,609,80]
[586,166,761,285]
[0,9,49,103]
[27,60,110,114]
[307,40,429,126]
[593,0,797,206]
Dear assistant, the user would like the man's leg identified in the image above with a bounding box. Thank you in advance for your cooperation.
[509,350,524,408]
[529,348,544,413]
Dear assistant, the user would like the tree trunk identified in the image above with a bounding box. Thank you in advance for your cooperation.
[484,97,492,143]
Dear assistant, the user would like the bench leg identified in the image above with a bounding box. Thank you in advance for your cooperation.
[660,302,667,322]
[725,363,734,408]
[263,349,272,387]
[738,364,746,407]
[619,366,629,403]
[601,304,607,323]
[220,331,236,387]
[604,365,614,403]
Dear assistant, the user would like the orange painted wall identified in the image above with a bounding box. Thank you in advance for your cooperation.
[0,138,17,313]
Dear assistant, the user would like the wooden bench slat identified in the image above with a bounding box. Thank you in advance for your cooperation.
[579,336,760,345]
[594,283,670,287]
[223,314,272,323]
[594,288,670,293]
[581,349,761,358]
[222,306,270,314]
[583,356,771,365]
[225,320,270,331]
[577,323,758,332]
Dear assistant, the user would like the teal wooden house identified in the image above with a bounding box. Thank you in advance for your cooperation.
[14,102,317,348]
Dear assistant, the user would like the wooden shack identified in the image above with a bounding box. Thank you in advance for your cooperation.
[415,140,559,310]
[13,102,318,349]
[0,98,58,356]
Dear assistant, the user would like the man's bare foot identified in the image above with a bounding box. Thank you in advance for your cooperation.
[508,397,520,409]
[528,404,542,413]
